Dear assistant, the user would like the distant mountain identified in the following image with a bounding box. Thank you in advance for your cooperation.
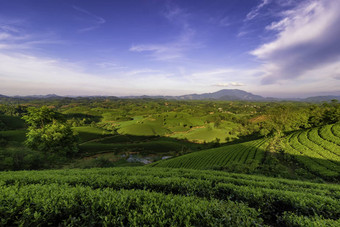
[1,90,339,102]
[302,96,340,102]
[13,94,63,99]
[13,94,62,99]
[177,89,266,101]
[124,89,267,101]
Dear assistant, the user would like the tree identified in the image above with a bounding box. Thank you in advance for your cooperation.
[22,106,79,156]
[322,101,340,124]
[22,106,63,128]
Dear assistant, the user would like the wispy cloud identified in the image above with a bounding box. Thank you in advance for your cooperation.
[218,16,231,27]
[251,0,340,85]
[129,44,185,61]
[0,18,64,51]
[245,0,271,21]
[73,5,106,32]
[213,82,245,87]
[209,14,231,27]
[191,69,236,78]
[0,51,192,96]
[0,16,195,96]
[129,4,199,61]
[182,68,260,92]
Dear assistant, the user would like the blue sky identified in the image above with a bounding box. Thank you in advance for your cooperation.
[0,0,339,98]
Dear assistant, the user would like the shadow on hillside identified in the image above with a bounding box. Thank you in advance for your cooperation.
[153,141,340,183]
[0,115,25,130]
[78,133,220,157]
[219,133,265,146]
[64,113,102,123]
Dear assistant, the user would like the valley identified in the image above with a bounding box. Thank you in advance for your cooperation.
[0,93,339,226]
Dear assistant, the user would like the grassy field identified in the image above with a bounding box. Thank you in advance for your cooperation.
[114,113,241,143]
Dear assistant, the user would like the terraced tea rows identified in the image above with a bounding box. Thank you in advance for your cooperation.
[318,124,340,147]
[1,167,339,226]
[285,123,340,180]
[152,138,268,169]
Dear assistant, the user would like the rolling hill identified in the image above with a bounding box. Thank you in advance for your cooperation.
[152,123,340,182]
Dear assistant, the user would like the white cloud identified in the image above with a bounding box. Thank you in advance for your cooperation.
[129,4,199,61]
[251,0,340,85]
[245,0,271,21]
[0,52,196,96]
[191,69,236,78]
[219,16,231,27]
[0,18,195,96]
[73,5,106,32]
[129,44,185,61]
[181,68,260,93]
[0,33,12,40]
[0,19,63,51]
[214,82,245,87]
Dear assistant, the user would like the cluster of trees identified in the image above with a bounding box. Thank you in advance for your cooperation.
[22,106,79,157]
[0,104,27,117]
[256,101,340,137]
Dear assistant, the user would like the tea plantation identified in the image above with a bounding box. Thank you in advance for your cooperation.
[1,167,340,226]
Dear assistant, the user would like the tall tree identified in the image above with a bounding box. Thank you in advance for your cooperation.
[22,106,79,156]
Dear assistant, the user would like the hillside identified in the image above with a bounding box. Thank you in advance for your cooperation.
[152,138,268,170]
[1,167,339,226]
[152,124,340,182]
[0,96,339,226]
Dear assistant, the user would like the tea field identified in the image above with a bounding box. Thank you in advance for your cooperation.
[1,167,339,226]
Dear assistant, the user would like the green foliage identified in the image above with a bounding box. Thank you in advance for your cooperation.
[281,212,340,227]
[0,115,25,130]
[22,106,79,156]
[284,124,340,181]
[152,138,268,171]
[260,105,311,136]
[0,184,261,227]
[73,126,112,143]
[0,147,45,170]
[0,167,339,226]
[0,104,27,117]
[22,106,64,129]
[25,121,79,156]
[153,124,340,182]
[0,129,27,143]
[0,134,8,146]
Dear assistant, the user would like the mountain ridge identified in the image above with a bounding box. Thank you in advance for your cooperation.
[0,89,339,102]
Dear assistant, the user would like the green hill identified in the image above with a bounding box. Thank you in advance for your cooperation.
[151,138,267,170]
[285,123,340,180]
[1,167,339,226]
[151,124,340,181]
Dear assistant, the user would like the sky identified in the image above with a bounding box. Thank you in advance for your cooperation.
[0,0,339,98]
